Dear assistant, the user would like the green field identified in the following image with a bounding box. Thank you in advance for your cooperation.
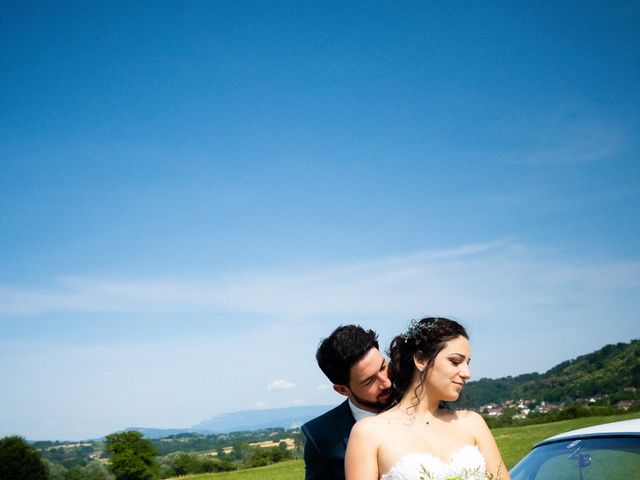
[169,460,305,480]
[173,412,640,479]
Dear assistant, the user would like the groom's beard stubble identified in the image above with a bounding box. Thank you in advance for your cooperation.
[351,388,393,411]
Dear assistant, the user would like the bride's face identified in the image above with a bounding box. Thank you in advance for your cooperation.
[424,335,471,401]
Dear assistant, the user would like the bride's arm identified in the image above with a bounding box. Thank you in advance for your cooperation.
[345,418,380,480]
[467,411,511,480]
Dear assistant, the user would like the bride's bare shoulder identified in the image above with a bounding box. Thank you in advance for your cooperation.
[351,409,400,437]
[444,408,482,422]
[449,409,488,429]
[348,415,385,444]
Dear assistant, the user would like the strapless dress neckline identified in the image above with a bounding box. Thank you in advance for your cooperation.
[380,444,486,480]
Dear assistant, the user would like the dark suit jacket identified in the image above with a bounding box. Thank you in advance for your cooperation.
[301,400,355,480]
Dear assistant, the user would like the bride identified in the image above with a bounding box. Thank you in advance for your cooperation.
[345,317,509,480]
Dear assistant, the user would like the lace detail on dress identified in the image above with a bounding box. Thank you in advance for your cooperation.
[380,445,486,480]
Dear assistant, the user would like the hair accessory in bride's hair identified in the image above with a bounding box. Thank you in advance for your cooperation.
[401,317,439,342]
[401,318,420,341]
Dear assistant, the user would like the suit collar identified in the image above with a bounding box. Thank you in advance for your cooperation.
[347,399,378,422]
[338,400,356,448]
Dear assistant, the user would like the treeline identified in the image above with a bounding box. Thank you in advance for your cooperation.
[460,339,640,407]
[35,443,99,469]
[158,443,293,477]
[151,427,302,455]
[1,430,300,480]
[1,436,112,480]
[29,427,305,475]
[46,461,113,480]
[484,403,640,429]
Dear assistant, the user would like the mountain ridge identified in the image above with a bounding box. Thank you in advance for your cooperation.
[126,405,335,439]
[125,338,639,439]
[459,338,640,407]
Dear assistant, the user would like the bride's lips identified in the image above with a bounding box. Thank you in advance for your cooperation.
[453,381,464,391]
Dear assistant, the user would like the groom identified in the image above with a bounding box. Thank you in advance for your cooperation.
[301,325,393,480]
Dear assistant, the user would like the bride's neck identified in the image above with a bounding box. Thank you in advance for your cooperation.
[398,390,441,418]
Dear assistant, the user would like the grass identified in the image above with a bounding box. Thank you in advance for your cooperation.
[167,461,304,480]
[169,411,640,479]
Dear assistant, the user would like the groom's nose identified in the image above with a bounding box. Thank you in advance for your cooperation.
[379,373,392,390]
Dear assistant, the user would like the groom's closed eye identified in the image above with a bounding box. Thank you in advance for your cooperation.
[362,374,377,386]
[362,361,387,386]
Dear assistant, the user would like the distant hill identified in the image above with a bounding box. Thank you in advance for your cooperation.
[126,339,639,440]
[459,338,640,407]
[193,405,333,432]
[127,405,334,439]
[125,427,195,439]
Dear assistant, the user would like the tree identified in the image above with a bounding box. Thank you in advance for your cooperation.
[83,460,115,480]
[245,445,292,468]
[0,435,48,480]
[278,440,288,454]
[105,431,158,480]
[167,452,194,476]
[229,441,251,462]
[45,460,67,480]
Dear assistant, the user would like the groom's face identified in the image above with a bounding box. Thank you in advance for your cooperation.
[336,347,392,412]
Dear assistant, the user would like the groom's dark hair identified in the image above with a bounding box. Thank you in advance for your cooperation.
[316,325,379,386]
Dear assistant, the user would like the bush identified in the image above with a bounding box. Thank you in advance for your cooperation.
[0,436,48,480]
[158,452,236,478]
[245,446,292,468]
[45,460,115,480]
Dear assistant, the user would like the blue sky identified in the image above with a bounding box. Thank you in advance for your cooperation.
[1,1,639,440]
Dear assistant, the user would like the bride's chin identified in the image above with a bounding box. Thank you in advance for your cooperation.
[444,392,460,402]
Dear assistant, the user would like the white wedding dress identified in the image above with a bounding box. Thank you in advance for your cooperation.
[380,445,486,480]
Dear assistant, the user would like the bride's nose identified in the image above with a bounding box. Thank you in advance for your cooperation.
[459,363,471,380]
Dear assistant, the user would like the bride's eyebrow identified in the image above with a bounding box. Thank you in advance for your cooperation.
[450,352,471,364]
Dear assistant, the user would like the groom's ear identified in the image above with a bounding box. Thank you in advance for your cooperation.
[333,384,350,397]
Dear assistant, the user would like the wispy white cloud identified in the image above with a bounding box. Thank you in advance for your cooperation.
[1,240,639,323]
[2,243,504,316]
[0,277,215,316]
[2,243,638,440]
[506,140,623,165]
[475,185,640,217]
[266,380,296,391]
[497,117,629,165]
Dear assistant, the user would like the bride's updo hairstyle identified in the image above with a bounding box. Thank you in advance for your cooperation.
[389,317,468,400]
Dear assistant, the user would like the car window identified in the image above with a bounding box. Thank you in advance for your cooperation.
[510,437,640,480]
